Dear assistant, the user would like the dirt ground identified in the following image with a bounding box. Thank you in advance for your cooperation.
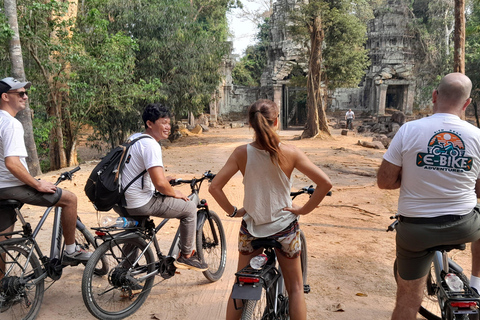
[17,125,474,320]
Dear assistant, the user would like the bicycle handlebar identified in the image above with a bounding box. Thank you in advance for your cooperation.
[55,166,81,186]
[290,185,332,199]
[170,170,216,186]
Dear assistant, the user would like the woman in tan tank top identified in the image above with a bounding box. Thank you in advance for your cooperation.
[210,99,332,320]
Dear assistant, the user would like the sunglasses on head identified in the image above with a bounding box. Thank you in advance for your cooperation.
[6,91,28,98]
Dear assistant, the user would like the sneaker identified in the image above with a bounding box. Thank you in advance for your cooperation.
[174,253,208,271]
[62,245,92,265]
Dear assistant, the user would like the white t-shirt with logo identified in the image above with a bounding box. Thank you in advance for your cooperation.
[0,110,29,188]
[384,113,480,218]
[122,133,162,209]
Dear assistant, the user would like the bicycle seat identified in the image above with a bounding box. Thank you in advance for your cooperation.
[0,199,23,209]
[428,243,466,252]
[251,239,282,250]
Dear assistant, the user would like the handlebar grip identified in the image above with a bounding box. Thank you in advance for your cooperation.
[70,166,81,174]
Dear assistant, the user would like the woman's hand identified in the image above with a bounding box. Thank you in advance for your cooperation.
[284,203,304,216]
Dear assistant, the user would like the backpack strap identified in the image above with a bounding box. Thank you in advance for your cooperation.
[119,134,155,207]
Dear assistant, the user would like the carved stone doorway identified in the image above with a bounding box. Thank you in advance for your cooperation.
[386,85,407,110]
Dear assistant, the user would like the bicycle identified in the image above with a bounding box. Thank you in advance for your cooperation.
[81,170,227,320]
[231,186,327,320]
[0,166,108,320]
[387,215,480,320]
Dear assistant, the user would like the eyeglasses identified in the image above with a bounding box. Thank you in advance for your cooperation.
[7,91,28,98]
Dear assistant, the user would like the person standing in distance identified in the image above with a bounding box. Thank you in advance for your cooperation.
[345,108,355,130]
[0,77,91,266]
[209,99,332,320]
[377,73,480,320]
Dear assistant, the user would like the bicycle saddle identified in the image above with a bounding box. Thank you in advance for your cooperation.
[428,243,466,252]
[251,239,282,250]
[0,199,23,209]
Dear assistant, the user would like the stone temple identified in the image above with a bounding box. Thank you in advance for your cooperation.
[210,0,415,129]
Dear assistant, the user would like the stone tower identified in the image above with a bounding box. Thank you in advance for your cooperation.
[363,0,415,115]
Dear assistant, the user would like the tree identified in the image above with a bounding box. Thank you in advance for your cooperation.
[232,18,271,86]
[3,0,41,175]
[288,0,372,138]
[454,0,465,73]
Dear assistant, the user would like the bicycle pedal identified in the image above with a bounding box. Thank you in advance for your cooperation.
[304,284,310,294]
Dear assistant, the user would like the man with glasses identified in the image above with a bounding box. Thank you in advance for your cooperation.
[377,72,480,319]
[0,77,91,265]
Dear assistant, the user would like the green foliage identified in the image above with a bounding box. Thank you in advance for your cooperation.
[232,17,270,86]
[287,0,372,91]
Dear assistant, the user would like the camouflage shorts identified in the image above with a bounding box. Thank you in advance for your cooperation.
[238,219,301,259]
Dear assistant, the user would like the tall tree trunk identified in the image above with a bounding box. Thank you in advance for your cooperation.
[48,0,79,170]
[302,15,330,138]
[454,0,465,73]
[4,0,42,176]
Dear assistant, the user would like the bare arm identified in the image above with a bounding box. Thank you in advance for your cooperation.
[5,156,56,193]
[284,146,332,216]
[209,146,246,217]
[377,159,402,189]
[148,166,188,201]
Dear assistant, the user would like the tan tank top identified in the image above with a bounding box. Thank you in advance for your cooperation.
[242,144,296,237]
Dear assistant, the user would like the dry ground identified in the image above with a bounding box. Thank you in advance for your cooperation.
[14,126,474,319]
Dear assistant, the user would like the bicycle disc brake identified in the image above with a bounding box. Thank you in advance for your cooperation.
[157,257,176,279]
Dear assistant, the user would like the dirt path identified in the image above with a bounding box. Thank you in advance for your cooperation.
[19,126,474,319]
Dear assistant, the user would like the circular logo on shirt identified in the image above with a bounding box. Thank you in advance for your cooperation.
[417,131,472,171]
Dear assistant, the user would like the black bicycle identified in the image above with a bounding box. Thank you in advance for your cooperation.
[0,166,107,320]
[387,216,480,320]
[81,170,227,320]
[231,186,325,320]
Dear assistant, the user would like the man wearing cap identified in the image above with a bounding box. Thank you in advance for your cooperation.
[0,77,90,265]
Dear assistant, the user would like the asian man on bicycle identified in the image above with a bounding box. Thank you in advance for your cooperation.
[377,73,480,320]
[0,77,91,265]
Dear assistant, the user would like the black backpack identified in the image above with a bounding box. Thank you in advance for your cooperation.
[84,135,152,211]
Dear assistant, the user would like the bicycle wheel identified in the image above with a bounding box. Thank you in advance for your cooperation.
[75,219,108,276]
[0,244,44,320]
[82,236,155,320]
[300,230,308,288]
[418,266,442,320]
[196,210,227,282]
[240,270,277,320]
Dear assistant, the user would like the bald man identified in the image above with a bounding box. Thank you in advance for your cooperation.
[377,73,480,319]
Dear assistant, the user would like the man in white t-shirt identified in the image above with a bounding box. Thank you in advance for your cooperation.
[377,73,480,320]
[0,77,90,265]
[122,103,207,271]
[345,109,355,129]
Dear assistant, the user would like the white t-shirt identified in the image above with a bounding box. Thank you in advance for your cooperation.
[346,111,355,119]
[122,133,162,209]
[0,110,29,188]
[383,113,480,218]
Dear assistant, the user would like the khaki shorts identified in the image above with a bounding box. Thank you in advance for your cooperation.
[396,207,480,280]
[238,219,301,259]
[0,184,62,232]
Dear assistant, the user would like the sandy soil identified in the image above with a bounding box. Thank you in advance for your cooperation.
[14,125,474,320]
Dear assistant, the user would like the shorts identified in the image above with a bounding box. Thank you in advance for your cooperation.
[238,219,301,259]
[0,184,62,232]
[396,207,480,280]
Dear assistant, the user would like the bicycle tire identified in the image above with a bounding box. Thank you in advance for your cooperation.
[75,219,108,276]
[240,293,269,320]
[196,210,227,282]
[81,236,155,320]
[300,230,308,287]
[0,244,44,320]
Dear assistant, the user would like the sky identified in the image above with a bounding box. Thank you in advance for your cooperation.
[227,2,263,57]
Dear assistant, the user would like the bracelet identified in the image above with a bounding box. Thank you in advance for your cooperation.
[227,206,237,218]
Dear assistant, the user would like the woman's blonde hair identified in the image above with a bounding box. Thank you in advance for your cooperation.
[248,99,284,165]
